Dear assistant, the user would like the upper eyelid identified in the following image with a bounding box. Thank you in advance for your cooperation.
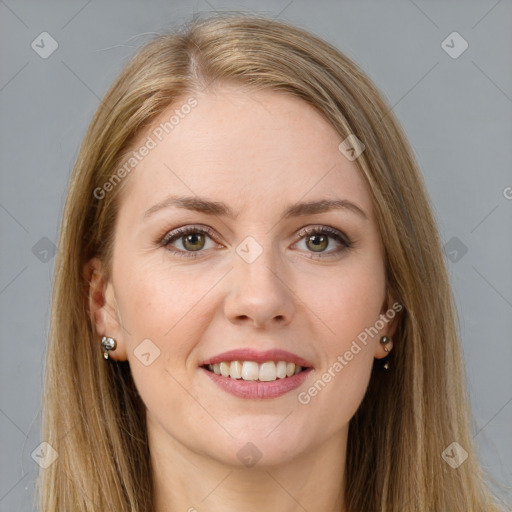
[162,225,217,242]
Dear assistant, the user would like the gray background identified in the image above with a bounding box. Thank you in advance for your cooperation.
[1,0,511,509]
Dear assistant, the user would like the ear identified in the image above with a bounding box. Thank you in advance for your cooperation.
[374,288,401,360]
[83,257,128,361]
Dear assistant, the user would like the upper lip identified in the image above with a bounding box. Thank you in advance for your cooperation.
[200,348,314,368]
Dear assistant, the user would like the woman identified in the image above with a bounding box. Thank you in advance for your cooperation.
[37,12,508,511]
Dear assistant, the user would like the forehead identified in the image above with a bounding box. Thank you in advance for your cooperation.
[117,86,374,221]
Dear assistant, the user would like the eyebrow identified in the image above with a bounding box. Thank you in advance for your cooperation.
[143,195,368,221]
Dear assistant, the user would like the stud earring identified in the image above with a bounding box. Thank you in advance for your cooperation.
[380,335,391,352]
[101,336,117,360]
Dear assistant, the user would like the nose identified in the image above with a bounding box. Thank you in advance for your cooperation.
[223,240,296,329]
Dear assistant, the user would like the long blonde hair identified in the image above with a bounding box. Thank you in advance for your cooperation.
[37,12,508,511]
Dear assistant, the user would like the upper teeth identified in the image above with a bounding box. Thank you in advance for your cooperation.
[207,361,304,381]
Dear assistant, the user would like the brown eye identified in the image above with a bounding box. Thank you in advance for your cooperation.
[160,225,353,260]
[161,226,219,258]
[180,232,206,252]
[294,226,353,259]
[305,233,329,252]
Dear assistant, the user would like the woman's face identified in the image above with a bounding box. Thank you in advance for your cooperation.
[90,86,393,468]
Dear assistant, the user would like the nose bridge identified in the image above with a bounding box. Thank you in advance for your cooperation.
[224,234,295,327]
[236,235,280,288]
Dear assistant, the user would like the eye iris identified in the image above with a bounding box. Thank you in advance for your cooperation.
[307,234,328,252]
[182,233,205,251]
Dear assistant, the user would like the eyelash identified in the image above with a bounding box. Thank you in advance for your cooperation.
[158,225,354,260]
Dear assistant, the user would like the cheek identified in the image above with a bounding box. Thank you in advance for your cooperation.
[294,253,385,415]
[297,253,386,347]
[116,255,214,341]
[113,260,208,419]
[302,349,374,443]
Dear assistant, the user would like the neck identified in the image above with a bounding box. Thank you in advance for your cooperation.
[149,416,348,512]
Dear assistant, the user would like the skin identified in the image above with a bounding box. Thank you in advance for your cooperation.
[87,86,396,512]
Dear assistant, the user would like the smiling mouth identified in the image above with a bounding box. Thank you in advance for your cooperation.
[201,360,308,382]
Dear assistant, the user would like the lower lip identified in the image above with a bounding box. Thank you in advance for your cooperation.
[200,367,313,399]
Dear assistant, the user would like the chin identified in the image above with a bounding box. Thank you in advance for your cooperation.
[208,428,305,469]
